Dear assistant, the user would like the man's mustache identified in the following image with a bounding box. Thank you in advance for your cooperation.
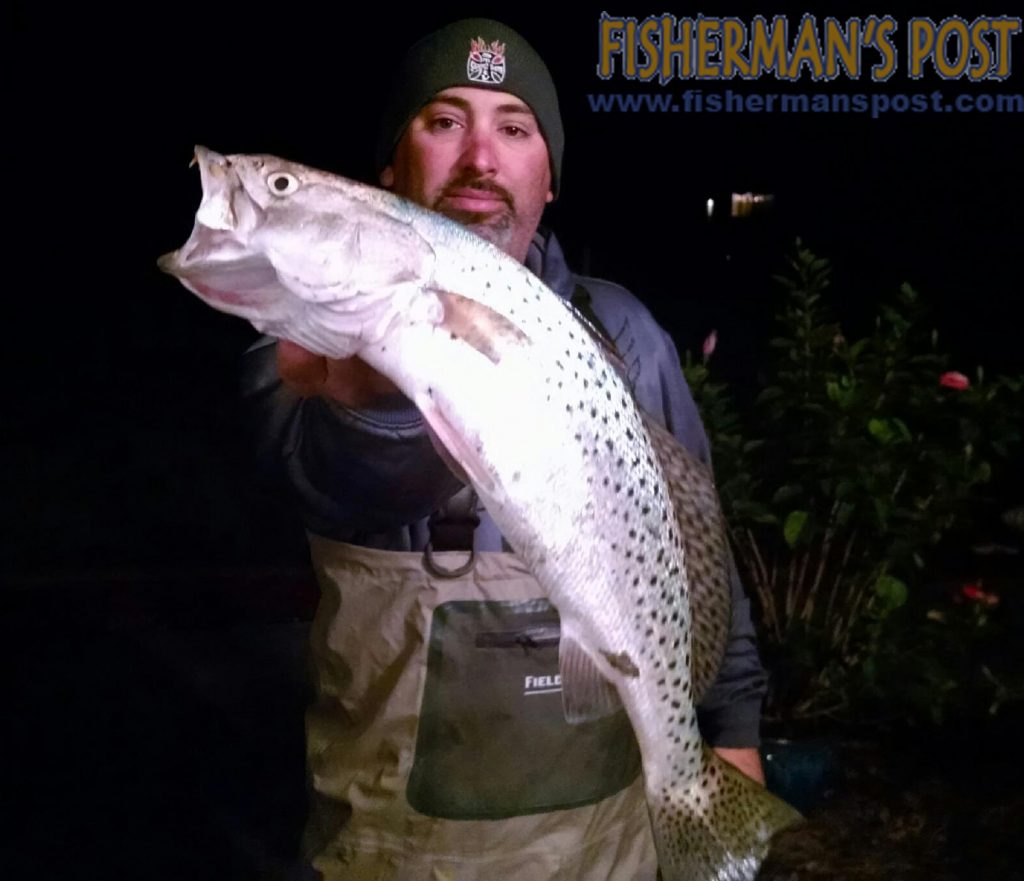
[436,175,515,210]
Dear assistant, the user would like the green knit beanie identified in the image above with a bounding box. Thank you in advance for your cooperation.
[375,18,564,198]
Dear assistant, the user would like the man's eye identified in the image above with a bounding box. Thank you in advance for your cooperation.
[429,117,460,132]
[502,124,532,138]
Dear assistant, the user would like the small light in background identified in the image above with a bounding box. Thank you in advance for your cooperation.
[706,198,714,218]
[731,192,775,218]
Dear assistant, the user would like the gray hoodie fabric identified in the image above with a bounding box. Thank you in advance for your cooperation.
[240,226,768,747]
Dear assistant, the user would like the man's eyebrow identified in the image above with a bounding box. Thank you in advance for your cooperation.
[425,95,536,117]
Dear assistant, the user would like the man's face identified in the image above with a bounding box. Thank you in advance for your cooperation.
[381,87,554,263]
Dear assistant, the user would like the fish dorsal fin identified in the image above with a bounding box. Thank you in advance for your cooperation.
[558,632,624,724]
[434,289,530,364]
[640,412,732,703]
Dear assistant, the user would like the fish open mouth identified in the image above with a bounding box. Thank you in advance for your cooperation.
[158,235,284,316]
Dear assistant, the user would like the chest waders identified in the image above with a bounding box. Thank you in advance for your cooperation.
[303,286,657,879]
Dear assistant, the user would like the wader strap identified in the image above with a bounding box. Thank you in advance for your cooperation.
[423,485,479,577]
[570,283,616,351]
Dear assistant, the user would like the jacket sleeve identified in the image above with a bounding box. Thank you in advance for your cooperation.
[239,335,462,541]
[585,280,768,748]
[655,328,769,748]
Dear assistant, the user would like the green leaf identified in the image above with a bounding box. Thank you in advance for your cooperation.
[848,339,869,360]
[868,418,894,444]
[891,418,912,442]
[772,485,804,505]
[755,387,784,405]
[784,510,809,548]
[875,574,908,609]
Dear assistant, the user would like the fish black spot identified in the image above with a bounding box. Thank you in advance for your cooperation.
[616,458,624,468]
[628,529,636,539]
[649,575,657,586]
[590,407,597,417]
[632,576,640,587]
[642,505,650,515]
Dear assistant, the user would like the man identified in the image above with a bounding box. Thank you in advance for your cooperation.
[242,18,768,881]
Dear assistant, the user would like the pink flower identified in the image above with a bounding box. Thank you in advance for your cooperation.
[962,583,984,600]
[702,330,718,359]
[939,371,970,391]
[961,583,1001,606]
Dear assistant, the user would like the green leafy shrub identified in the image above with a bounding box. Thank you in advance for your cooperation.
[683,241,1023,729]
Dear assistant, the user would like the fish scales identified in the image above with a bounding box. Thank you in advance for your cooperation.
[158,146,800,880]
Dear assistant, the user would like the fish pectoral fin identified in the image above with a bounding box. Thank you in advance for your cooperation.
[433,289,531,365]
[414,394,496,495]
[558,634,624,724]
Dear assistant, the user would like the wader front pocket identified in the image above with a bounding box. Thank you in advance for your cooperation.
[407,599,642,819]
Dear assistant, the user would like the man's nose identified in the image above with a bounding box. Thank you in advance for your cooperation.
[458,126,498,175]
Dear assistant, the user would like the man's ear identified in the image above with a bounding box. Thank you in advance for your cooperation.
[380,166,395,189]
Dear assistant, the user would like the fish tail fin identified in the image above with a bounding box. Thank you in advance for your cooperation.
[651,746,803,881]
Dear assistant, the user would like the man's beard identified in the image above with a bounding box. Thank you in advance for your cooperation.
[433,176,516,253]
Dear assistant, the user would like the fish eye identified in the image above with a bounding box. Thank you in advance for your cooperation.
[267,172,299,196]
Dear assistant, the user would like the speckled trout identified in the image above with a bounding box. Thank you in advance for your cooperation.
[158,146,800,879]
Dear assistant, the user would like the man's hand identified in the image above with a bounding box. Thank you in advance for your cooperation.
[277,339,401,407]
[713,747,766,785]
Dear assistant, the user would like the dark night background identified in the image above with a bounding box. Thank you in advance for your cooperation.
[5,3,1023,878]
